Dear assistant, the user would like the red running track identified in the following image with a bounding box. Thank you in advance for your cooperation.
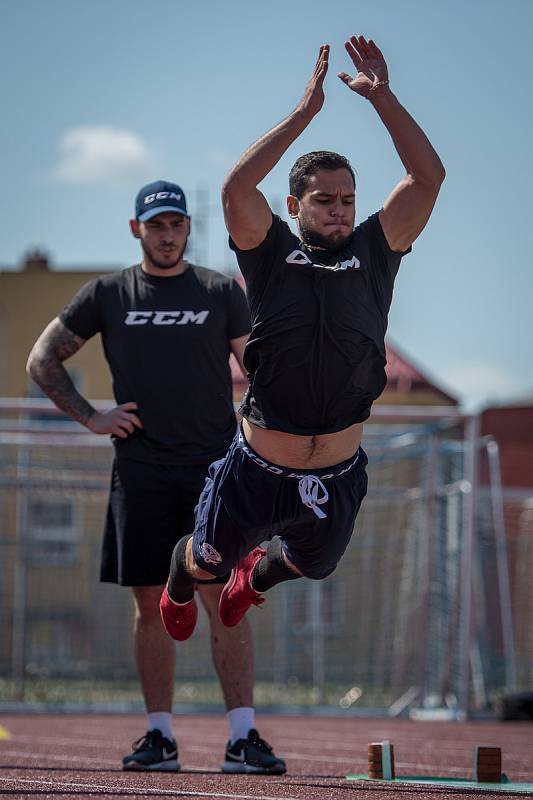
[0,713,532,799]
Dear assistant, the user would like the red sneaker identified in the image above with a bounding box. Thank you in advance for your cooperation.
[160,585,198,641]
[218,547,266,627]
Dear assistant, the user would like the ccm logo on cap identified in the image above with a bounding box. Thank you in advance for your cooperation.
[144,191,182,205]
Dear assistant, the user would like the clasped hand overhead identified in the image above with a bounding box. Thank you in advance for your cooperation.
[298,35,389,118]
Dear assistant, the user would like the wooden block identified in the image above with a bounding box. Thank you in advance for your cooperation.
[367,741,395,780]
[476,746,501,756]
[474,745,502,782]
[477,773,503,784]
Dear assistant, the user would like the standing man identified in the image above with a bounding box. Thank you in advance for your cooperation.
[26,181,286,775]
[160,37,445,635]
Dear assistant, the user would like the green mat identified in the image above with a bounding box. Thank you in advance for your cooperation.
[346,773,533,793]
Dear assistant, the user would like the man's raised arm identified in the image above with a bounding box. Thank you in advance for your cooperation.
[339,35,445,253]
[222,45,329,250]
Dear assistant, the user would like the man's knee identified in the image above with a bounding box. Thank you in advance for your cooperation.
[300,564,337,581]
[196,581,223,619]
[185,534,219,580]
[282,545,338,580]
[132,585,165,622]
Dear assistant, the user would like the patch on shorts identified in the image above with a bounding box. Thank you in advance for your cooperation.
[199,542,222,565]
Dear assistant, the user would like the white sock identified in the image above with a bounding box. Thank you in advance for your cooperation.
[227,707,255,744]
[147,712,174,742]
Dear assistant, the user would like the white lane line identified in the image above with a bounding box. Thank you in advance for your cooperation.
[0,776,302,800]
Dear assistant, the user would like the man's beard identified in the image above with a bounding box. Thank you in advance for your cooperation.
[141,239,187,270]
[299,223,353,253]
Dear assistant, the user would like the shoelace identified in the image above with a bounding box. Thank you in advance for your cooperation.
[298,475,329,519]
[248,730,272,752]
[131,730,163,751]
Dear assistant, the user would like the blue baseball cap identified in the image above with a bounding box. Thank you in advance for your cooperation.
[135,180,189,222]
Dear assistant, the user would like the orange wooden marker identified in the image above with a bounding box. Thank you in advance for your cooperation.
[367,741,395,779]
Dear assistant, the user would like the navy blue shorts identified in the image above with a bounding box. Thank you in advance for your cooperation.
[192,429,368,580]
[101,456,228,587]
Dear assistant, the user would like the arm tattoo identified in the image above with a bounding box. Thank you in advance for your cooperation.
[27,320,96,427]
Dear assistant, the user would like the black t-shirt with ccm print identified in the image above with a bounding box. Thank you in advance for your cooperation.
[230,213,410,436]
[59,263,251,464]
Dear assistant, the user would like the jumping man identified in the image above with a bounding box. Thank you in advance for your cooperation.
[160,37,445,651]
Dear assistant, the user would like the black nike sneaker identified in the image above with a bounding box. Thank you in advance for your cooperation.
[222,729,286,774]
[122,728,179,771]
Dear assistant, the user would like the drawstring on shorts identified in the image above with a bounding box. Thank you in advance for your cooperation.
[298,475,329,519]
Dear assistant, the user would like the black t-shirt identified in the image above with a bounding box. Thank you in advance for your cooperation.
[59,263,250,464]
[230,213,410,435]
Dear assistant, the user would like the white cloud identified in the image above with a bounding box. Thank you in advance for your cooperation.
[441,362,519,410]
[53,126,157,185]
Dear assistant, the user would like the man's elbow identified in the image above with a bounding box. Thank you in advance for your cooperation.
[414,163,445,196]
[26,341,52,382]
[428,159,446,189]
[222,164,242,197]
[26,349,36,378]
[26,348,41,380]
[434,161,446,186]
[221,173,245,214]
[222,177,252,227]
[221,180,231,213]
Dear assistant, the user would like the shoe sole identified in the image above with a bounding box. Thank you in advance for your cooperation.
[221,761,286,774]
[123,759,180,772]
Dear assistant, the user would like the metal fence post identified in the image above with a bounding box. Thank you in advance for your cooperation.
[310,580,325,703]
[486,437,517,692]
[457,414,480,718]
[12,443,29,701]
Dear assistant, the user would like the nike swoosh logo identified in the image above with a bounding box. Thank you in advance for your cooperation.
[227,750,246,762]
[162,747,177,759]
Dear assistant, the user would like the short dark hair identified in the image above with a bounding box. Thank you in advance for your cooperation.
[289,151,356,198]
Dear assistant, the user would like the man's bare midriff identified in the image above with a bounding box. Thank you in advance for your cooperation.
[242,418,363,469]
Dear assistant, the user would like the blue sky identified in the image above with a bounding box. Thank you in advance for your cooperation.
[2,0,532,410]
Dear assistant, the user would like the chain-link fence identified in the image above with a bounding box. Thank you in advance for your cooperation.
[0,400,525,717]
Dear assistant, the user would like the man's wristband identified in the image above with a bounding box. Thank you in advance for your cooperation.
[367,79,390,97]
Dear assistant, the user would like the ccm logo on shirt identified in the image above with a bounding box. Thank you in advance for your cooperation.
[124,310,210,325]
[286,249,361,271]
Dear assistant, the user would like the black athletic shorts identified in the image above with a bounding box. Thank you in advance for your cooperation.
[192,428,368,579]
[101,456,229,587]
